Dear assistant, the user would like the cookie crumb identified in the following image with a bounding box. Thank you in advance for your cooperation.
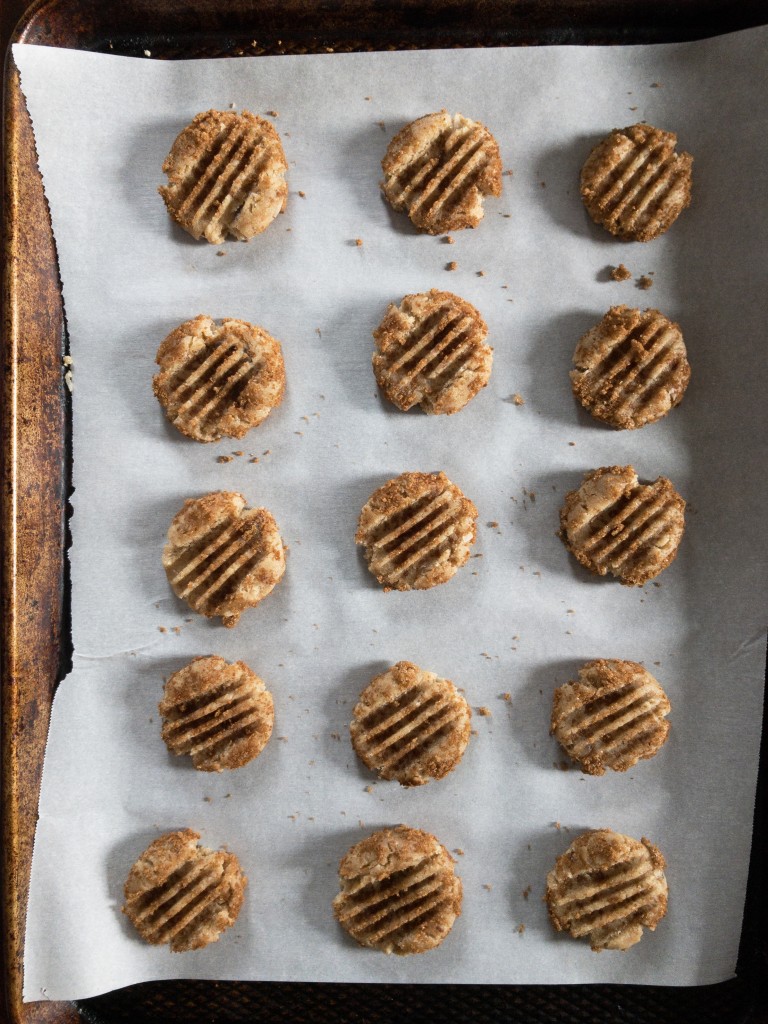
[158,626,167,633]
[355,238,363,247]
[298,190,306,198]
[454,848,465,856]
[500,692,512,702]
[216,250,226,257]
[266,109,279,117]
[217,455,233,463]
[610,263,631,282]
[444,235,455,244]
[522,886,531,900]
[517,923,526,935]
[446,261,458,271]
[637,275,653,290]
[477,706,492,717]
[483,884,493,891]
[512,393,525,406]
[477,270,485,277]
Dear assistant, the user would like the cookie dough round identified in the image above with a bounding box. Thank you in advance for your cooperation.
[163,491,286,627]
[333,825,462,954]
[373,290,492,415]
[580,123,692,242]
[381,110,502,234]
[153,315,285,442]
[351,661,471,786]
[123,829,246,951]
[551,659,670,775]
[570,306,690,430]
[159,109,288,243]
[559,465,685,586]
[355,471,477,591]
[546,829,668,951]
[160,655,275,771]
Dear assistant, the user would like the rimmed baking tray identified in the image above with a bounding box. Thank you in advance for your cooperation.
[2,1,766,1021]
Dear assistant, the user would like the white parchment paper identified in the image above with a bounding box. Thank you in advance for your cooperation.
[15,29,768,1000]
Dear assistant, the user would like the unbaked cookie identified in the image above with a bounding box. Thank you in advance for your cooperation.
[159,109,288,243]
[559,465,685,586]
[381,111,502,234]
[333,825,462,954]
[373,290,492,415]
[580,124,692,242]
[153,315,285,442]
[551,659,670,775]
[123,829,246,951]
[159,655,274,771]
[546,829,668,951]
[355,471,477,591]
[163,491,285,627]
[570,306,690,430]
[351,661,471,786]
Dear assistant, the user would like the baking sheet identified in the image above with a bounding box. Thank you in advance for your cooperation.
[14,29,768,1000]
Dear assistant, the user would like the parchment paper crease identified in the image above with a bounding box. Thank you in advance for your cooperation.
[14,29,768,999]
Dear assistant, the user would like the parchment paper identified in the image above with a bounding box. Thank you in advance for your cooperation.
[15,28,768,1000]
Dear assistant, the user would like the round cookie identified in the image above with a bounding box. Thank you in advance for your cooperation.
[160,655,274,772]
[570,306,690,430]
[373,290,493,415]
[153,315,286,442]
[355,471,477,591]
[350,661,471,786]
[159,109,288,244]
[333,825,462,954]
[163,491,286,627]
[546,829,668,951]
[559,465,685,586]
[381,110,502,234]
[122,829,246,951]
[551,659,670,775]
[580,123,692,242]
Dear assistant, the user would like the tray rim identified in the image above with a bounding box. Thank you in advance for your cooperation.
[2,2,767,1023]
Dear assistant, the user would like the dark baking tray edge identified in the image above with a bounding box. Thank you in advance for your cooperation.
[2,1,767,1022]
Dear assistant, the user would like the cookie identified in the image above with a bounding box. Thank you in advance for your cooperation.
[153,315,286,442]
[333,825,462,954]
[355,471,477,591]
[551,659,670,775]
[372,290,493,415]
[570,306,690,430]
[159,655,274,772]
[350,661,471,786]
[159,109,288,243]
[559,466,685,586]
[122,829,246,951]
[381,111,502,234]
[546,829,668,951]
[163,491,285,627]
[580,124,692,242]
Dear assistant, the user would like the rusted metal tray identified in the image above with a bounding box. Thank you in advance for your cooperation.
[2,1,766,1021]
